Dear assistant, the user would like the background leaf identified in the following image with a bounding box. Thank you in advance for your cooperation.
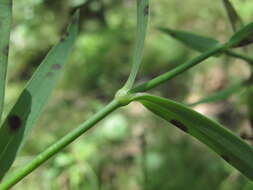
[0,11,79,179]
[134,94,253,180]
[0,0,12,121]
[228,22,253,47]
[189,80,245,106]
[159,27,253,65]
[222,0,244,32]
[159,27,220,53]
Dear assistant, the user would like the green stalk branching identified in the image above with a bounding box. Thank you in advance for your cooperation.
[130,44,227,93]
[0,100,121,190]
[2,1,253,189]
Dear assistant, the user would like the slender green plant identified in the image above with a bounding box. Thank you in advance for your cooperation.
[1,1,253,189]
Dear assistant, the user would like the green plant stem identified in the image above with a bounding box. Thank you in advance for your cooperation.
[0,100,121,190]
[226,50,253,65]
[130,44,227,93]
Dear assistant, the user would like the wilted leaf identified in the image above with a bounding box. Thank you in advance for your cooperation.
[0,11,79,179]
[134,94,253,180]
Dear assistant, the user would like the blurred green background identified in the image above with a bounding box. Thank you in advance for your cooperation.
[4,0,253,189]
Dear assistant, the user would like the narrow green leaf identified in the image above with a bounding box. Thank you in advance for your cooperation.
[158,27,253,65]
[222,0,244,32]
[123,0,149,89]
[189,80,245,106]
[228,22,253,48]
[0,0,12,121]
[134,94,253,180]
[0,11,79,179]
[159,27,220,53]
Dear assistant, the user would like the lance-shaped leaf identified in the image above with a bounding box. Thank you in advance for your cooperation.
[158,27,253,65]
[0,11,79,179]
[222,0,244,32]
[0,0,12,121]
[228,22,253,48]
[159,27,220,53]
[134,94,253,180]
[189,80,245,106]
[123,0,149,89]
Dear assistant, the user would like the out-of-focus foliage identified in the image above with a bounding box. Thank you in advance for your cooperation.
[5,0,253,189]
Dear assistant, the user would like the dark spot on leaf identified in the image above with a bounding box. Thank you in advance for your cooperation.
[221,155,230,162]
[3,45,9,56]
[60,32,69,42]
[170,120,188,132]
[240,132,248,139]
[46,72,54,77]
[144,5,149,16]
[52,64,62,70]
[240,132,253,140]
[8,115,22,131]
[233,36,253,48]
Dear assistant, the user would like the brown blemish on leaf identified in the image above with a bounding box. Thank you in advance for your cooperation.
[52,64,62,70]
[144,5,149,16]
[60,32,69,42]
[240,132,248,139]
[240,132,253,141]
[46,72,54,77]
[3,45,9,56]
[221,155,230,162]
[8,115,22,131]
[233,34,253,48]
[170,120,188,132]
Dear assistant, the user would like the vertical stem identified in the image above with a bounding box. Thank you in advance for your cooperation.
[0,100,121,190]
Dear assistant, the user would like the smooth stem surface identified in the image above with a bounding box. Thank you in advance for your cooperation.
[130,44,226,93]
[0,100,121,190]
[225,50,253,65]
